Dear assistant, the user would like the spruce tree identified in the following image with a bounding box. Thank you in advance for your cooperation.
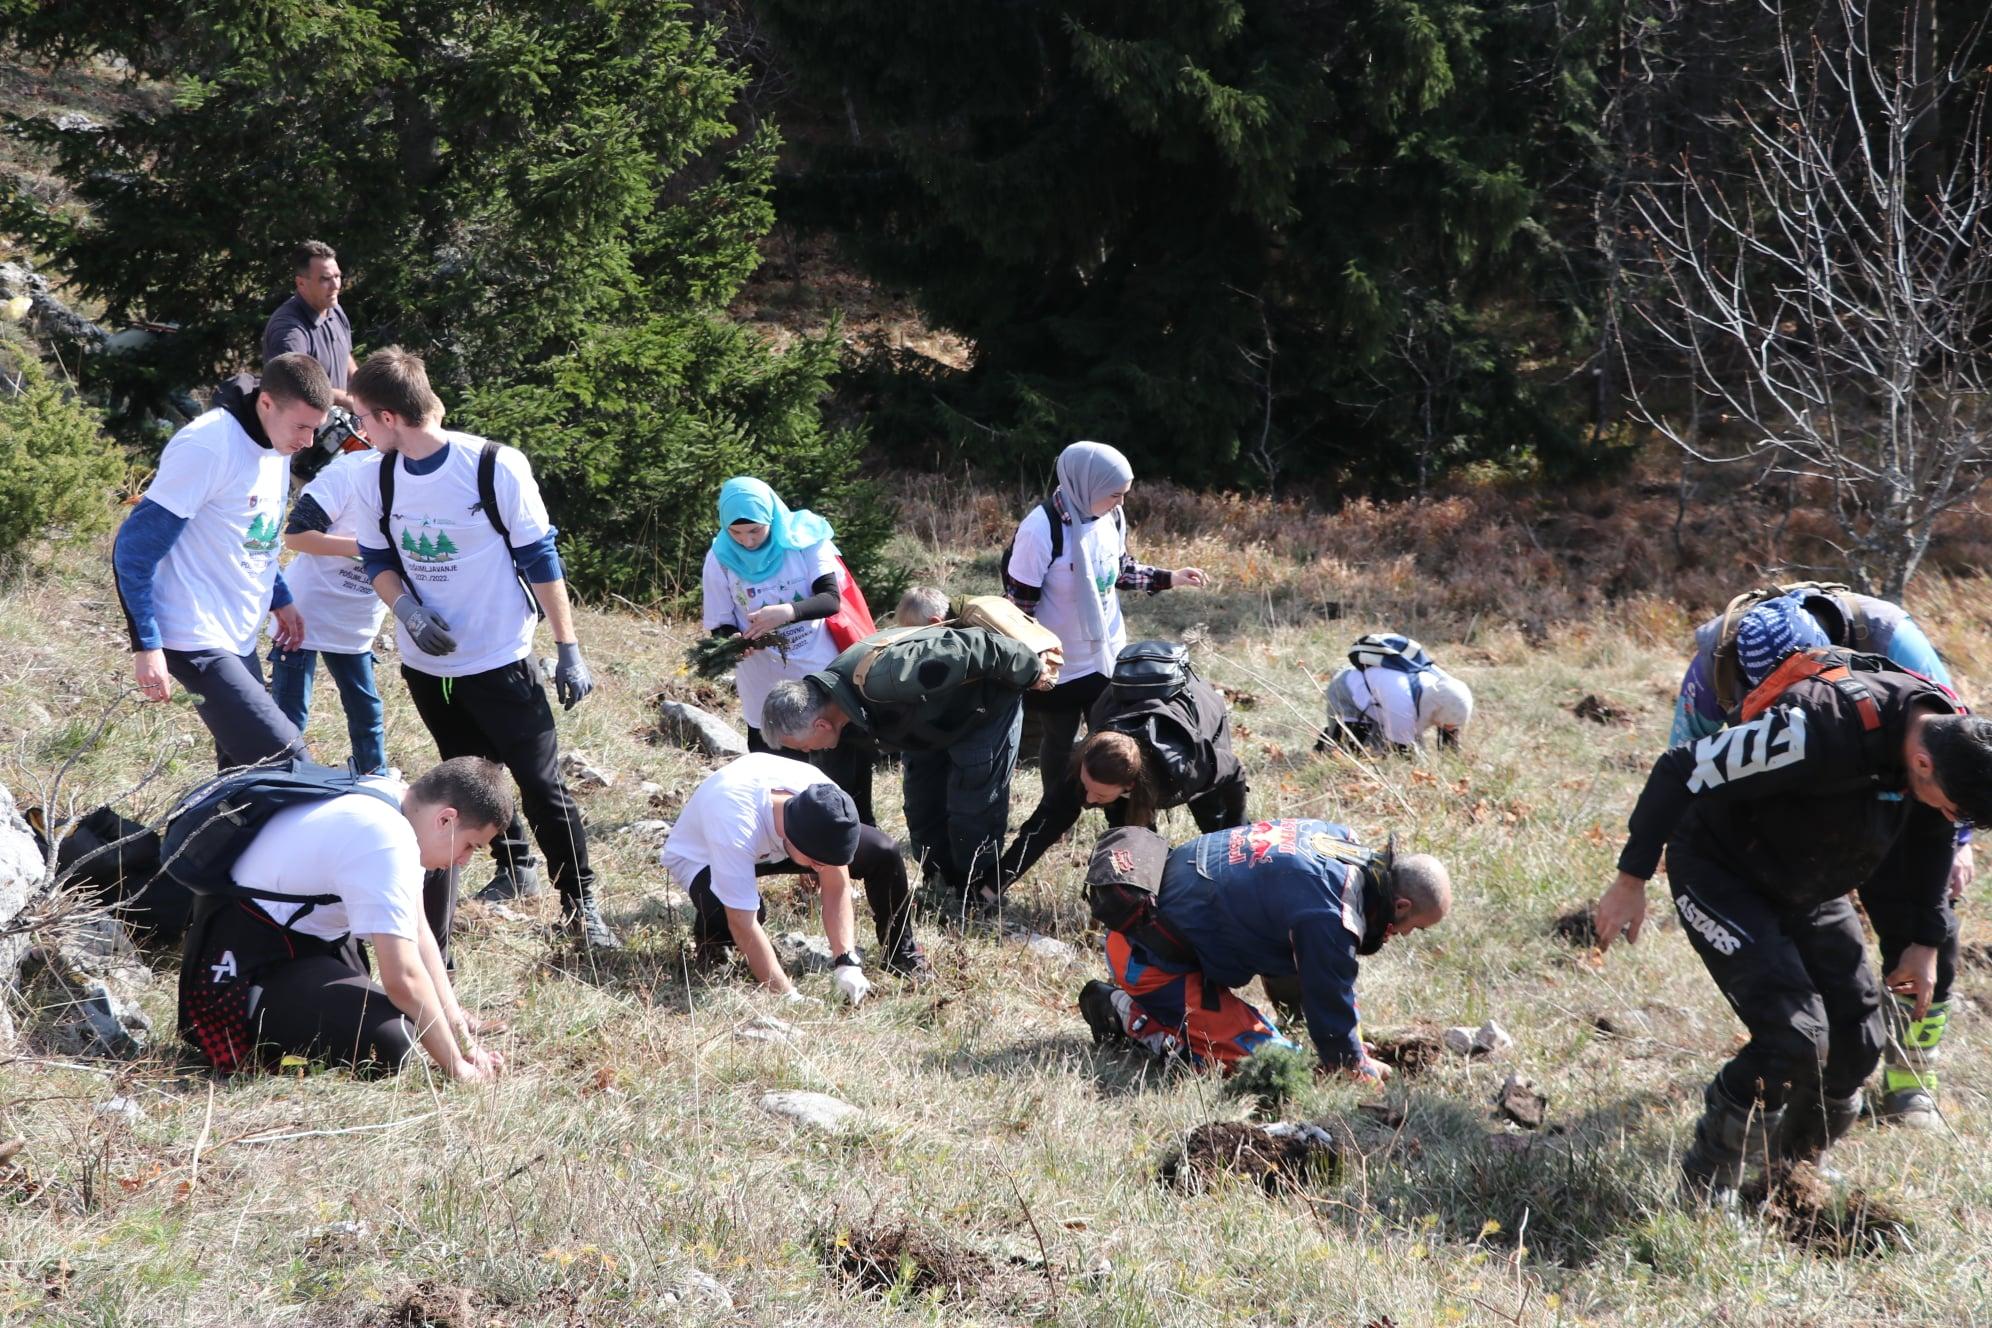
[761,0,1616,488]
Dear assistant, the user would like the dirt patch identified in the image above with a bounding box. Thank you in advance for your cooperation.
[825,1219,993,1301]
[648,678,734,713]
[380,1281,477,1328]
[1367,1030,1445,1076]
[1158,1121,1340,1194]
[1552,907,1598,948]
[1572,694,1631,725]
[1741,1163,1914,1257]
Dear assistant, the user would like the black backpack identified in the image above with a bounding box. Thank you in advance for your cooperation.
[159,760,402,927]
[1000,498,1126,601]
[1110,640,1190,703]
[377,443,542,618]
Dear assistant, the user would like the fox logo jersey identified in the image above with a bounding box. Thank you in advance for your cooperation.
[1686,707,1808,793]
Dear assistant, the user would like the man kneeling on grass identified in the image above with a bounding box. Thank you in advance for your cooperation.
[179,757,512,1082]
[1076,821,1450,1078]
[660,752,929,1004]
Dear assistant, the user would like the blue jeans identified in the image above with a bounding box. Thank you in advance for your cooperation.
[900,695,1023,894]
[267,647,387,774]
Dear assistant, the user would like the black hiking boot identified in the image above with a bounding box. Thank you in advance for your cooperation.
[882,940,933,980]
[477,863,544,902]
[1680,1080,1779,1207]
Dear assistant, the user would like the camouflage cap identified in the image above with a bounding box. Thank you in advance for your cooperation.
[1086,825,1169,894]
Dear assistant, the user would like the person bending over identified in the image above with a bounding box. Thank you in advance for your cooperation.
[660,753,929,1001]
[179,757,513,1081]
[1077,822,1450,1076]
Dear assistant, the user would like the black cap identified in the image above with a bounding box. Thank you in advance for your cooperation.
[784,783,861,865]
[1087,826,1168,894]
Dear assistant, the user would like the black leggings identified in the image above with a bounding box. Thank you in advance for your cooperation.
[999,769,1249,887]
[687,823,916,960]
[1024,672,1113,773]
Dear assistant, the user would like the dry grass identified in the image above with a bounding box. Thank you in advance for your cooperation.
[3,478,1992,1326]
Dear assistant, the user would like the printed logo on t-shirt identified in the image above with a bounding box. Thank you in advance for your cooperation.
[401,528,462,563]
[243,513,279,552]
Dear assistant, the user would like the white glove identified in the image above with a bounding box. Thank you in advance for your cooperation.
[833,964,873,1007]
[780,987,820,1007]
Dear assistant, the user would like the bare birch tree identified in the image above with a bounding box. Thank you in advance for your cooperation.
[1628,0,1992,600]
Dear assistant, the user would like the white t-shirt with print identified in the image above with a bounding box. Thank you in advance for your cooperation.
[142,407,290,657]
[231,777,424,943]
[353,434,551,678]
[700,540,843,727]
[1004,504,1127,681]
[276,449,390,655]
[659,753,832,911]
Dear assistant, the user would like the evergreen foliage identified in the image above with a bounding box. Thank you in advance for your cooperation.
[0,0,882,600]
[0,340,124,575]
[760,0,1618,489]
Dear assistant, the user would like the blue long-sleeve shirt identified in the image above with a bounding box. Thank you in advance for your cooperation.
[113,498,291,651]
[1155,819,1377,1069]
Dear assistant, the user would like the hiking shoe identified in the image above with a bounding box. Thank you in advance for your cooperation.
[686,936,731,973]
[477,863,544,902]
[564,896,623,951]
[883,942,933,979]
[1875,1087,1939,1130]
[1079,980,1127,1047]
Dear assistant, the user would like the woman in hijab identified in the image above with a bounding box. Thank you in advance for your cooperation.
[702,477,848,753]
[1002,441,1207,777]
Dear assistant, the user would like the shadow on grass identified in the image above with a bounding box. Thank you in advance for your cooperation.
[918,1031,1189,1099]
[1338,1086,1680,1269]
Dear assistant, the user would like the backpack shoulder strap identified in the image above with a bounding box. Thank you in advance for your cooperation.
[375,453,420,604]
[1043,498,1063,561]
[477,443,509,540]
[1738,647,1882,733]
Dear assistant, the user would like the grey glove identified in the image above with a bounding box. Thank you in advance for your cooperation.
[555,640,593,710]
[392,594,457,656]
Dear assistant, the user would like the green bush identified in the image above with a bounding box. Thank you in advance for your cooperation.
[0,347,123,575]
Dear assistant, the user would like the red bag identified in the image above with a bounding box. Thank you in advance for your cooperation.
[824,556,877,651]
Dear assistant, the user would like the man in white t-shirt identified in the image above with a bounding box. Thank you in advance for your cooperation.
[661,753,928,998]
[178,757,513,1080]
[271,447,391,773]
[112,354,332,768]
[348,347,617,949]
[1322,634,1474,753]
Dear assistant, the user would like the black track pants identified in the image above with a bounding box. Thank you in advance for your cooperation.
[1666,840,1884,1133]
[687,824,917,960]
[402,658,596,906]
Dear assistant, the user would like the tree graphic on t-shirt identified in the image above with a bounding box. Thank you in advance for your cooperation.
[415,532,438,559]
[401,529,420,555]
[242,514,278,551]
[431,530,459,559]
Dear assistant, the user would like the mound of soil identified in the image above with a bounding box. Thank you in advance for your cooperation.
[1573,694,1630,725]
[1367,1030,1445,1076]
[382,1281,477,1328]
[1740,1163,1914,1257]
[1158,1120,1340,1194]
[1552,907,1598,948]
[826,1220,993,1301]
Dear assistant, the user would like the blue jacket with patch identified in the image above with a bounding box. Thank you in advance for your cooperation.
[1156,819,1380,1069]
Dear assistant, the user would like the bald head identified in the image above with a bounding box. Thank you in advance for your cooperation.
[1388,853,1452,936]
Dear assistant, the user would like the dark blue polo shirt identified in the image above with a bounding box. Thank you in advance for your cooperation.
[261,294,352,388]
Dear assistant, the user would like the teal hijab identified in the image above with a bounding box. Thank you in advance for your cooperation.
[711,476,836,582]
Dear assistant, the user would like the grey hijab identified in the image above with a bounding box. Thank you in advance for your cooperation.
[1051,440,1135,658]
[1055,441,1134,524]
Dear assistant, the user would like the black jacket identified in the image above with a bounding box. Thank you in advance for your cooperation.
[1617,654,1958,945]
[807,626,1042,753]
[1091,674,1241,805]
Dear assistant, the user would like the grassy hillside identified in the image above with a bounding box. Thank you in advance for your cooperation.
[3,490,1991,1328]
